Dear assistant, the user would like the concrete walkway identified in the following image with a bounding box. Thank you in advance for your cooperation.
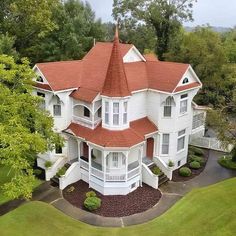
[1,150,236,227]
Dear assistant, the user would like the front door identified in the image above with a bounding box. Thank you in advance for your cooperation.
[82,142,89,159]
[146,138,154,159]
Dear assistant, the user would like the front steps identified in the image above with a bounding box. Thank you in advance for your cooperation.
[148,163,169,187]
[50,163,71,187]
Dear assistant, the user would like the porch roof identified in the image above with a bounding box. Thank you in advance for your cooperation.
[64,117,158,148]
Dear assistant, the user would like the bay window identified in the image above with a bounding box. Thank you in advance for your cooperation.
[123,101,128,124]
[113,102,119,125]
[105,102,109,124]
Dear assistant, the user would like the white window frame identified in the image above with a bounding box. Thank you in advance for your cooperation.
[161,134,170,155]
[105,102,109,124]
[164,97,173,118]
[112,152,119,168]
[177,129,186,152]
[113,102,119,125]
[180,94,188,114]
[192,113,205,130]
[123,101,128,124]
[53,104,61,116]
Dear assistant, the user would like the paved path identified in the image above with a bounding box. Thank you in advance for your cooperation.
[1,150,236,227]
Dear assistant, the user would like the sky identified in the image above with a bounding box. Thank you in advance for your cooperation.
[84,0,236,28]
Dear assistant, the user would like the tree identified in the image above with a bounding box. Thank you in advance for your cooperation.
[0,55,62,200]
[166,27,236,107]
[113,0,196,60]
[0,34,18,59]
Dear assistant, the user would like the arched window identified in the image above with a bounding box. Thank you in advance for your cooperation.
[183,77,189,84]
[164,96,174,117]
[36,76,44,83]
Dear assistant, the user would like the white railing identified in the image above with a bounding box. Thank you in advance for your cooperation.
[80,159,89,170]
[190,137,233,153]
[91,167,104,180]
[59,162,81,190]
[128,166,140,180]
[73,116,101,129]
[106,173,126,182]
[153,157,172,180]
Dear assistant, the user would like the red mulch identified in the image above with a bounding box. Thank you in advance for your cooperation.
[172,150,209,182]
[63,181,162,217]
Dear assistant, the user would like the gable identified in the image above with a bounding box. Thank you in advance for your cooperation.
[123,46,146,63]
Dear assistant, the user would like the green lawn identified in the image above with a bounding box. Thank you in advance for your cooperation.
[0,178,236,236]
[0,166,42,205]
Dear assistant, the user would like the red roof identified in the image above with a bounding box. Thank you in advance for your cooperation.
[65,117,158,148]
[70,88,98,103]
[33,82,52,91]
[35,41,200,97]
[101,31,131,97]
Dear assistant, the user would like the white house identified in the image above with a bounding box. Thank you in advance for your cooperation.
[33,29,206,195]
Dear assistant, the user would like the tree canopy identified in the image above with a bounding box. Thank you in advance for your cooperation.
[0,55,62,199]
[113,0,197,60]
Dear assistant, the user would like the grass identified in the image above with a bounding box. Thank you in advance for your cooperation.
[0,166,42,205]
[218,156,236,170]
[0,178,236,236]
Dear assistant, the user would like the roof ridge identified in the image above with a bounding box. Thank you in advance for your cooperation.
[36,60,82,65]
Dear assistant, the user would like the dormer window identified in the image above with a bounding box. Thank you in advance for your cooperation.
[36,76,44,83]
[182,77,189,84]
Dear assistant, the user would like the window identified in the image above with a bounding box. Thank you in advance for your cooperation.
[178,160,181,166]
[55,144,62,154]
[112,152,119,168]
[192,113,204,129]
[164,97,173,117]
[83,107,90,117]
[36,76,44,83]
[122,155,126,166]
[162,134,170,155]
[53,105,61,116]
[113,102,119,125]
[123,102,128,124]
[183,77,189,84]
[177,129,186,152]
[105,102,109,124]
[37,92,45,110]
[180,94,188,114]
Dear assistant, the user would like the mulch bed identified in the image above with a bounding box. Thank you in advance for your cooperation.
[63,181,162,217]
[172,149,209,182]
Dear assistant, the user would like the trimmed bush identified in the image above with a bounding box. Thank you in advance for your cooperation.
[84,197,101,211]
[45,161,52,169]
[179,167,192,177]
[56,167,67,177]
[218,156,236,170]
[189,155,205,166]
[151,166,162,176]
[190,161,201,169]
[86,191,96,198]
[189,146,204,156]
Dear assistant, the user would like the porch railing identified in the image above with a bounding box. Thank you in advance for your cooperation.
[80,159,89,170]
[91,167,104,181]
[128,166,140,180]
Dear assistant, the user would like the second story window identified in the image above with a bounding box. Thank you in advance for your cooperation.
[164,96,173,117]
[105,102,109,124]
[37,92,45,110]
[180,94,188,114]
[123,102,128,124]
[113,102,119,125]
[83,107,90,118]
[53,97,61,117]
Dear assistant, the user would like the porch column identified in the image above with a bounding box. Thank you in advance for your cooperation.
[92,103,95,129]
[103,151,109,183]
[125,151,129,182]
[88,145,92,188]
[139,145,144,187]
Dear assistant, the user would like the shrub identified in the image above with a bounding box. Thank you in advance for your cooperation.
[218,156,236,170]
[189,155,205,165]
[45,161,52,169]
[168,160,174,167]
[84,197,101,211]
[189,146,204,156]
[189,161,201,169]
[33,169,42,176]
[86,191,96,198]
[67,186,75,193]
[179,167,192,177]
[151,166,162,176]
[56,167,67,177]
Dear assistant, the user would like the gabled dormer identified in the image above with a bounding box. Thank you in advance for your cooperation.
[101,28,131,131]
